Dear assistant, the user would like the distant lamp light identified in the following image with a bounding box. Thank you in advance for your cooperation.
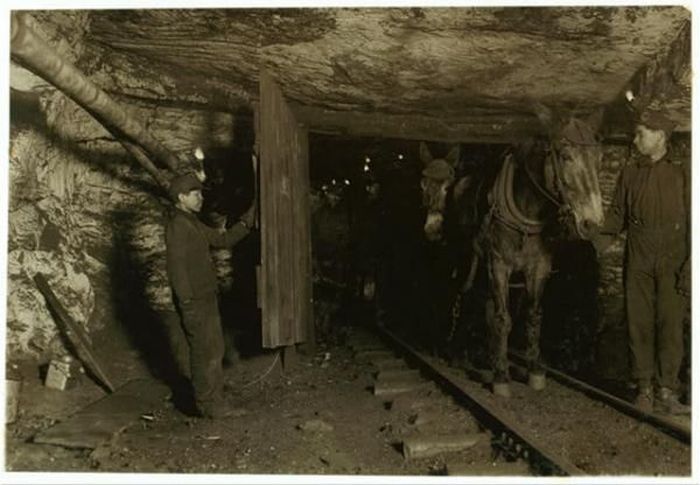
[365,156,371,163]
[194,146,205,160]
[363,164,370,172]
[625,90,635,102]
[321,185,328,191]
[344,179,351,186]
[331,179,337,185]
[398,154,404,160]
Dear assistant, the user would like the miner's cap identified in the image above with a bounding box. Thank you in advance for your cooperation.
[169,173,202,201]
[636,110,676,135]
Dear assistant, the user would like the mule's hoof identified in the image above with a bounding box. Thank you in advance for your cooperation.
[492,382,511,398]
[528,372,546,391]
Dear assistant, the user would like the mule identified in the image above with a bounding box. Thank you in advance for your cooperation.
[420,103,604,397]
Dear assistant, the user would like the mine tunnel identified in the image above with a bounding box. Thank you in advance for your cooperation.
[5,6,692,478]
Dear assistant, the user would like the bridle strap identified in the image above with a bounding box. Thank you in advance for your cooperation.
[522,146,567,209]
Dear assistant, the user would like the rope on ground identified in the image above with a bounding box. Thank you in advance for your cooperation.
[242,350,281,389]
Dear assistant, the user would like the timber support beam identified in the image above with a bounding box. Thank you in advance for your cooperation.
[10,12,185,189]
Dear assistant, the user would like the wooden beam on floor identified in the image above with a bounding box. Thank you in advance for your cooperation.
[33,379,170,449]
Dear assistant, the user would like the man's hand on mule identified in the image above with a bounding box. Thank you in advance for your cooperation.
[590,233,614,256]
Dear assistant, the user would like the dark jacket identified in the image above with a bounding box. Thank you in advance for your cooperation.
[601,155,689,271]
[166,208,249,302]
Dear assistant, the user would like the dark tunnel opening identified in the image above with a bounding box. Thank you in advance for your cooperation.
[308,135,607,385]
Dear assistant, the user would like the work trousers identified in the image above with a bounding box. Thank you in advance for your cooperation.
[626,254,686,390]
[178,292,225,411]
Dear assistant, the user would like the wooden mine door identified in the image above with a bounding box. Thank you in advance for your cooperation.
[258,69,313,349]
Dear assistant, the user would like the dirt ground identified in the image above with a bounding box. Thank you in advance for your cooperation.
[5,324,498,478]
[4,320,692,479]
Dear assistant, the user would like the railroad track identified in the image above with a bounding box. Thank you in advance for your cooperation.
[347,323,691,476]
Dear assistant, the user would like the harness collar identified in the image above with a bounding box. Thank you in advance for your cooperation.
[490,154,546,235]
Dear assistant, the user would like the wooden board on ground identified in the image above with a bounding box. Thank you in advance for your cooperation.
[374,379,433,397]
[34,379,170,449]
[403,433,481,460]
[374,357,409,372]
[34,274,115,392]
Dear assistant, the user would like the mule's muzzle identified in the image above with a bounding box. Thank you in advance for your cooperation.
[424,212,444,242]
[558,206,600,241]
[571,216,602,241]
[577,219,597,239]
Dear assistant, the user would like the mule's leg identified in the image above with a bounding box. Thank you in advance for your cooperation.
[523,262,551,390]
[488,257,513,397]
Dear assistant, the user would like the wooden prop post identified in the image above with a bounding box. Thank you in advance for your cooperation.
[34,274,116,393]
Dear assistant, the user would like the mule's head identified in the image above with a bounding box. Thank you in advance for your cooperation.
[419,142,460,242]
[533,103,605,240]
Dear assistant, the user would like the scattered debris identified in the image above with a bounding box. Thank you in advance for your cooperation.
[196,435,221,441]
[373,379,431,397]
[44,357,80,391]
[297,419,334,433]
[227,408,249,418]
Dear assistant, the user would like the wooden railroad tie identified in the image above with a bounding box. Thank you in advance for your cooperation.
[402,433,481,460]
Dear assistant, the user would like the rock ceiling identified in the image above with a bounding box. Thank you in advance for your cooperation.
[31,7,695,141]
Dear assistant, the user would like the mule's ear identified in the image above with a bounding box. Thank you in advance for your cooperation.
[532,101,555,128]
[445,145,461,167]
[585,107,605,133]
[419,141,433,165]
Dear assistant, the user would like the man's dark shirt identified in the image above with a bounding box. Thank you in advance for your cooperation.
[601,155,689,269]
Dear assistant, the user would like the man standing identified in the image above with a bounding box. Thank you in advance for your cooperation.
[596,109,690,415]
[166,173,255,418]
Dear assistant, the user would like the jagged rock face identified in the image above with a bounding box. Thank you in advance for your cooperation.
[7,7,691,362]
[9,50,244,361]
[82,6,690,138]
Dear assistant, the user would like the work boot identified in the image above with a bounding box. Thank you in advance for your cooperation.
[634,385,654,413]
[655,387,691,416]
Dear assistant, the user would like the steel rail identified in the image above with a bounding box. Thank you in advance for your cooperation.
[508,351,691,444]
[373,325,587,476]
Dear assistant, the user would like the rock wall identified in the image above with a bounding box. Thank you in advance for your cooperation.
[8,16,248,362]
[598,145,629,316]
[593,144,630,379]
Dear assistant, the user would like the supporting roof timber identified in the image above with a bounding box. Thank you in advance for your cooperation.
[293,104,543,144]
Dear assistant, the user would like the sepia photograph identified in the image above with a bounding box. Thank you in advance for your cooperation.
[2,1,694,482]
